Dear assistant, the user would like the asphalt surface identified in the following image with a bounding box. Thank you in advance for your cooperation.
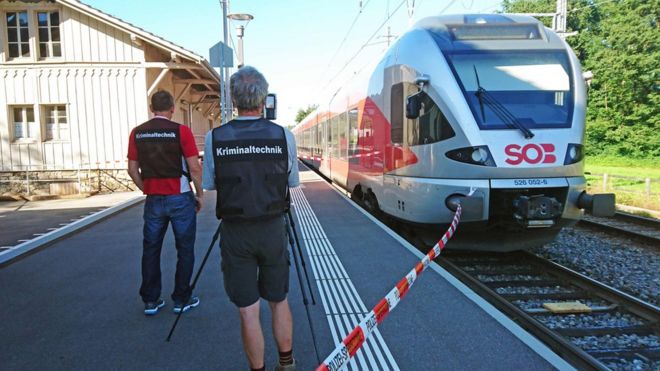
[0,175,566,370]
[0,192,141,248]
[0,192,329,371]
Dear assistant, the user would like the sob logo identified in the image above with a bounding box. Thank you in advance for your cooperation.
[505,143,556,165]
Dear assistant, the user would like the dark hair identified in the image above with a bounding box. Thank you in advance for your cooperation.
[150,90,174,112]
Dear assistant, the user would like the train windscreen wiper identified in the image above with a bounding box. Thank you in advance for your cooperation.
[473,66,534,139]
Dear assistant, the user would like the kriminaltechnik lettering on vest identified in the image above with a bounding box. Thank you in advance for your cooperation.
[136,132,177,139]
[216,145,283,156]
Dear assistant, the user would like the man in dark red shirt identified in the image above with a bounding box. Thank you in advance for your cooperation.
[127,90,203,315]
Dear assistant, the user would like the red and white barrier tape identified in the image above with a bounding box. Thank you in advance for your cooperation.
[316,201,467,371]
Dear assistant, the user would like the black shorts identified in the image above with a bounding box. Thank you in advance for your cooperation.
[220,216,290,307]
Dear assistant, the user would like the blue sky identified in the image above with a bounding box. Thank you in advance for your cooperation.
[86,0,504,124]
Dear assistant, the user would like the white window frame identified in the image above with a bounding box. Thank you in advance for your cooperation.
[1,6,63,63]
[5,10,31,60]
[42,104,69,142]
[36,10,62,59]
[10,105,38,142]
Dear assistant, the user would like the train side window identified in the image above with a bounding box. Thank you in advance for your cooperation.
[312,125,317,156]
[348,108,358,161]
[406,91,455,146]
[331,117,339,158]
[390,83,404,144]
[316,123,322,156]
[325,119,331,142]
[339,112,348,160]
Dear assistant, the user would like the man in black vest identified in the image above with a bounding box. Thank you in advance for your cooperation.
[202,67,299,371]
[127,90,203,315]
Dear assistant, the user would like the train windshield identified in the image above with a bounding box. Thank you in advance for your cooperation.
[446,51,574,129]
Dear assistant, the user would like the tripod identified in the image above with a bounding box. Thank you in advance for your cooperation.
[285,209,320,363]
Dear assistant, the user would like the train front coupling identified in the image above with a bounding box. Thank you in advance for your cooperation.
[513,195,563,228]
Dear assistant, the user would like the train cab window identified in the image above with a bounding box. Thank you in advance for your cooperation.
[393,82,455,146]
[406,91,455,146]
[446,51,574,129]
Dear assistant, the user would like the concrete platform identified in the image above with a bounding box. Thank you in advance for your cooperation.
[0,165,574,370]
[294,167,572,371]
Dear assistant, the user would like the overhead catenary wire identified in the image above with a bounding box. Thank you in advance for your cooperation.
[319,0,408,94]
[438,0,460,16]
[321,0,374,80]
[319,0,462,95]
[569,0,621,13]
[477,2,500,13]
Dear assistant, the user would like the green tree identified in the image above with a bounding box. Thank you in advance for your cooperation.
[502,0,659,160]
[294,104,318,124]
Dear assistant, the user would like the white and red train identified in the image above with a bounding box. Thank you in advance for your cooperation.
[293,14,613,251]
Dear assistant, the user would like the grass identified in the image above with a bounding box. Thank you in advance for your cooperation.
[584,156,660,212]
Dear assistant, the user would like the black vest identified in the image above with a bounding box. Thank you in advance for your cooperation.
[212,118,289,221]
[134,118,183,179]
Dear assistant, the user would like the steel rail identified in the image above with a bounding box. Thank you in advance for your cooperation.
[438,251,660,371]
[577,214,660,247]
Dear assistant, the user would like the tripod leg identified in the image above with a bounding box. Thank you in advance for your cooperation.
[166,221,222,342]
[286,210,316,304]
[285,217,321,363]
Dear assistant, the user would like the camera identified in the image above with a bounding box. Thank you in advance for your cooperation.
[265,93,277,120]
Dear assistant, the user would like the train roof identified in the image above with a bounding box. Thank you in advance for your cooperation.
[413,14,566,51]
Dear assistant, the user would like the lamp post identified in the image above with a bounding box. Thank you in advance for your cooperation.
[219,0,229,124]
[227,13,253,68]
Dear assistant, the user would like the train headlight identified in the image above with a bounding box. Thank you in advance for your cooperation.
[564,144,584,165]
[471,147,489,163]
[446,146,496,167]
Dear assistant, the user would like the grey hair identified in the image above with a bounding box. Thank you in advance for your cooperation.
[230,66,269,111]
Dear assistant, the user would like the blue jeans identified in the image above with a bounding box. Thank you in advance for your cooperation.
[139,192,196,304]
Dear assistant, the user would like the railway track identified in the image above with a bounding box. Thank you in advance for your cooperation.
[318,166,659,369]
[438,251,660,371]
[577,212,660,248]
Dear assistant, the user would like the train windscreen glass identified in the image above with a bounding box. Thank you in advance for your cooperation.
[447,51,573,129]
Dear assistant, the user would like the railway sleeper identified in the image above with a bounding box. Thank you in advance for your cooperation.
[555,325,657,337]
[484,279,560,288]
[586,347,660,361]
[502,292,590,301]
[526,304,618,314]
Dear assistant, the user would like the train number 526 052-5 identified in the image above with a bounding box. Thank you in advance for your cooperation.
[514,179,549,186]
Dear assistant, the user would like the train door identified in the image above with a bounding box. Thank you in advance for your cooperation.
[334,110,349,187]
[321,113,331,176]
[329,115,337,182]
